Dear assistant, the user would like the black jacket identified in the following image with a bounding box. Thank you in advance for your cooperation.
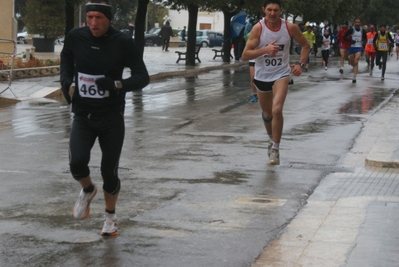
[60,26,149,115]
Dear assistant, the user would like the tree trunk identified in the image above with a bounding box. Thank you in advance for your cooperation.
[135,0,149,57]
[65,0,75,36]
[222,10,234,62]
[186,4,199,66]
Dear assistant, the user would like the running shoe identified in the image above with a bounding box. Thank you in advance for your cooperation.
[352,79,356,84]
[269,149,280,165]
[101,212,118,236]
[72,185,98,220]
[250,94,258,103]
[381,76,385,80]
[325,66,327,70]
[267,141,273,158]
[339,68,343,74]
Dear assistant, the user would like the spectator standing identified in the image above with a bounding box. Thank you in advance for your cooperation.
[160,21,173,51]
[181,26,186,42]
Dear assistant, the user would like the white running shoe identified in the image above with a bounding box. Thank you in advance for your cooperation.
[269,149,280,165]
[72,185,97,220]
[267,141,273,158]
[101,212,118,236]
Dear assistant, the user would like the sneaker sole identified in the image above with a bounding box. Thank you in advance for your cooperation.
[269,161,280,165]
[72,187,98,220]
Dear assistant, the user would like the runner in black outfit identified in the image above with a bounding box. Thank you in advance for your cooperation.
[60,0,149,236]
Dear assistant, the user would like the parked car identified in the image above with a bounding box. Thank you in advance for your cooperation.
[144,28,161,46]
[196,30,224,47]
[179,30,224,47]
[144,28,181,46]
[17,31,28,44]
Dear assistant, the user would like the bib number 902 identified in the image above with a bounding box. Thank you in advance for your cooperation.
[265,58,283,66]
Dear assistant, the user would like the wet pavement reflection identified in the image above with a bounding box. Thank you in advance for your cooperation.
[1,64,398,266]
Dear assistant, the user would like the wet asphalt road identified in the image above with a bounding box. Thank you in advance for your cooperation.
[0,59,397,266]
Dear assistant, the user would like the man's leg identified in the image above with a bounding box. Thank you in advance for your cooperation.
[257,88,273,137]
[352,51,362,82]
[270,77,289,145]
[249,65,257,102]
[98,113,125,236]
[381,52,388,79]
[69,116,98,220]
[339,49,345,72]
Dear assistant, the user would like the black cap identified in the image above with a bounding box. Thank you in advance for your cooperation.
[342,20,348,25]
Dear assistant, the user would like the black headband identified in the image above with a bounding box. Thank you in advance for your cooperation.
[85,3,113,21]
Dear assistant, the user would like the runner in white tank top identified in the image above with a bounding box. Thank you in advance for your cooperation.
[254,18,291,82]
[242,0,310,165]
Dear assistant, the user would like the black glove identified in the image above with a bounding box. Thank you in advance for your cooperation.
[95,77,116,94]
[61,78,72,104]
[351,40,356,44]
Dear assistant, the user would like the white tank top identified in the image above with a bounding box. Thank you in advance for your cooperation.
[254,18,291,82]
[351,27,363,48]
[321,35,331,50]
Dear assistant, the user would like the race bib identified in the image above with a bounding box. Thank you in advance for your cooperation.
[77,72,110,99]
[379,43,388,49]
[353,36,361,43]
[367,38,373,44]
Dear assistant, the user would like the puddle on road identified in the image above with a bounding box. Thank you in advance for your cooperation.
[338,88,394,114]
[286,119,330,136]
[158,170,249,185]
[308,76,341,82]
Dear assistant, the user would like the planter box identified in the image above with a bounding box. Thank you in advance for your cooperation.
[33,38,55,52]
[0,66,60,81]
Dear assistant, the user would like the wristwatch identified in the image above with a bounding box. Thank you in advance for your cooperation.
[114,80,123,89]
[299,63,305,68]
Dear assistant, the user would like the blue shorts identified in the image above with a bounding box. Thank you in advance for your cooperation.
[348,47,363,55]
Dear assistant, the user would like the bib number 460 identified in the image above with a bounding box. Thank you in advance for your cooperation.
[265,58,283,66]
[80,84,107,97]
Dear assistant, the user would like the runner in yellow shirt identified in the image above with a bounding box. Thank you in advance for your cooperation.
[373,24,394,80]
[302,24,316,71]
